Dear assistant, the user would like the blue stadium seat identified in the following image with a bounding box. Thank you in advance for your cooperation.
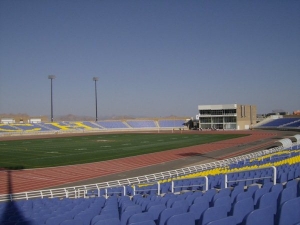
[171,199,189,212]
[157,207,185,225]
[147,204,166,221]
[188,201,209,223]
[165,212,195,225]
[94,218,121,225]
[276,197,300,225]
[60,218,84,225]
[127,212,153,225]
[129,220,156,225]
[199,205,228,225]
[256,191,277,215]
[213,196,231,213]
[277,186,297,207]
[231,198,254,224]
[206,216,237,225]
[121,208,142,225]
[242,206,274,225]
[253,187,269,206]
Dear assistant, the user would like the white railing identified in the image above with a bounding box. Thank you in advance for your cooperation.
[171,176,208,193]
[133,182,161,196]
[224,166,277,188]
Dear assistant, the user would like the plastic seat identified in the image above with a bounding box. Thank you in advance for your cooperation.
[91,214,115,225]
[202,189,217,203]
[270,183,283,199]
[193,196,209,205]
[186,195,198,206]
[206,216,237,225]
[199,205,227,225]
[121,209,142,225]
[145,201,163,211]
[277,186,297,207]
[94,218,121,225]
[147,204,166,221]
[166,198,177,208]
[285,179,298,189]
[129,220,156,225]
[231,198,254,224]
[171,200,189,212]
[165,212,195,225]
[157,207,185,225]
[212,191,230,202]
[234,191,252,203]
[45,215,69,225]
[188,201,209,223]
[256,192,277,215]
[246,185,259,196]
[230,186,244,203]
[253,187,269,206]
[213,196,231,213]
[60,218,84,225]
[261,182,273,191]
[218,187,232,196]
[242,206,274,225]
[127,212,153,225]
[277,197,300,225]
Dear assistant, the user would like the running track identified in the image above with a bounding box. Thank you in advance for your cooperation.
[0,131,277,194]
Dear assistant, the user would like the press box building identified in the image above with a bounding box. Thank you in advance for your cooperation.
[197,104,257,130]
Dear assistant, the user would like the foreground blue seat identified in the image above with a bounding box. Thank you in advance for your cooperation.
[127,212,153,225]
[231,198,254,224]
[198,205,227,225]
[165,212,195,225]
[242,206,273,225]
[206,216,237,225]
[213,196,231,213]
[256,192,277,215]
[188,201,209,223]
[60,218,84,225]
[91,214,116,225]
[277,197,300,225]
[277,186,297,207]
[147,204,166,221]
[94,218,121,225]
[157,207,185,225]
[129,220,156,225]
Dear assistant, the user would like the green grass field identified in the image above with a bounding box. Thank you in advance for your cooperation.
[0,133,247,169]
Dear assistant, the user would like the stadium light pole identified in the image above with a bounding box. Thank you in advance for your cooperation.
[48,75,56,122]
[93,77,99,122]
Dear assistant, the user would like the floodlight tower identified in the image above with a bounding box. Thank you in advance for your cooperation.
[93,77,99,121]
[48,75,56,122]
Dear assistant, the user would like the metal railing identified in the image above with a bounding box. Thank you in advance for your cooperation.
[224,166,277,188]
[171,176,208,193]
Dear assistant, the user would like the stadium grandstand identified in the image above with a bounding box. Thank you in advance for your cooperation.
[0,119,187,134]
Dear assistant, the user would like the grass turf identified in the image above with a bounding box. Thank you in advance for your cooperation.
[0,133,247,169]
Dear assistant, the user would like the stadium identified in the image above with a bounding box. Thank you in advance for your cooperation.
[0,110,300,225]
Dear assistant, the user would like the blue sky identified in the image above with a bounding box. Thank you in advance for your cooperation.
[0,0,299,118]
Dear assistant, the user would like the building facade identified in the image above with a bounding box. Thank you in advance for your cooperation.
[198,104,257,130]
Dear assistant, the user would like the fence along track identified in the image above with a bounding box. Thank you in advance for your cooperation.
[0,144,288,202]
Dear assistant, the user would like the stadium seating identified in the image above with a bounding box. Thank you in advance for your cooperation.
[158,120,185,128]
[258,118,300,129]
[97,121,129,129]
[126,120,157,128]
